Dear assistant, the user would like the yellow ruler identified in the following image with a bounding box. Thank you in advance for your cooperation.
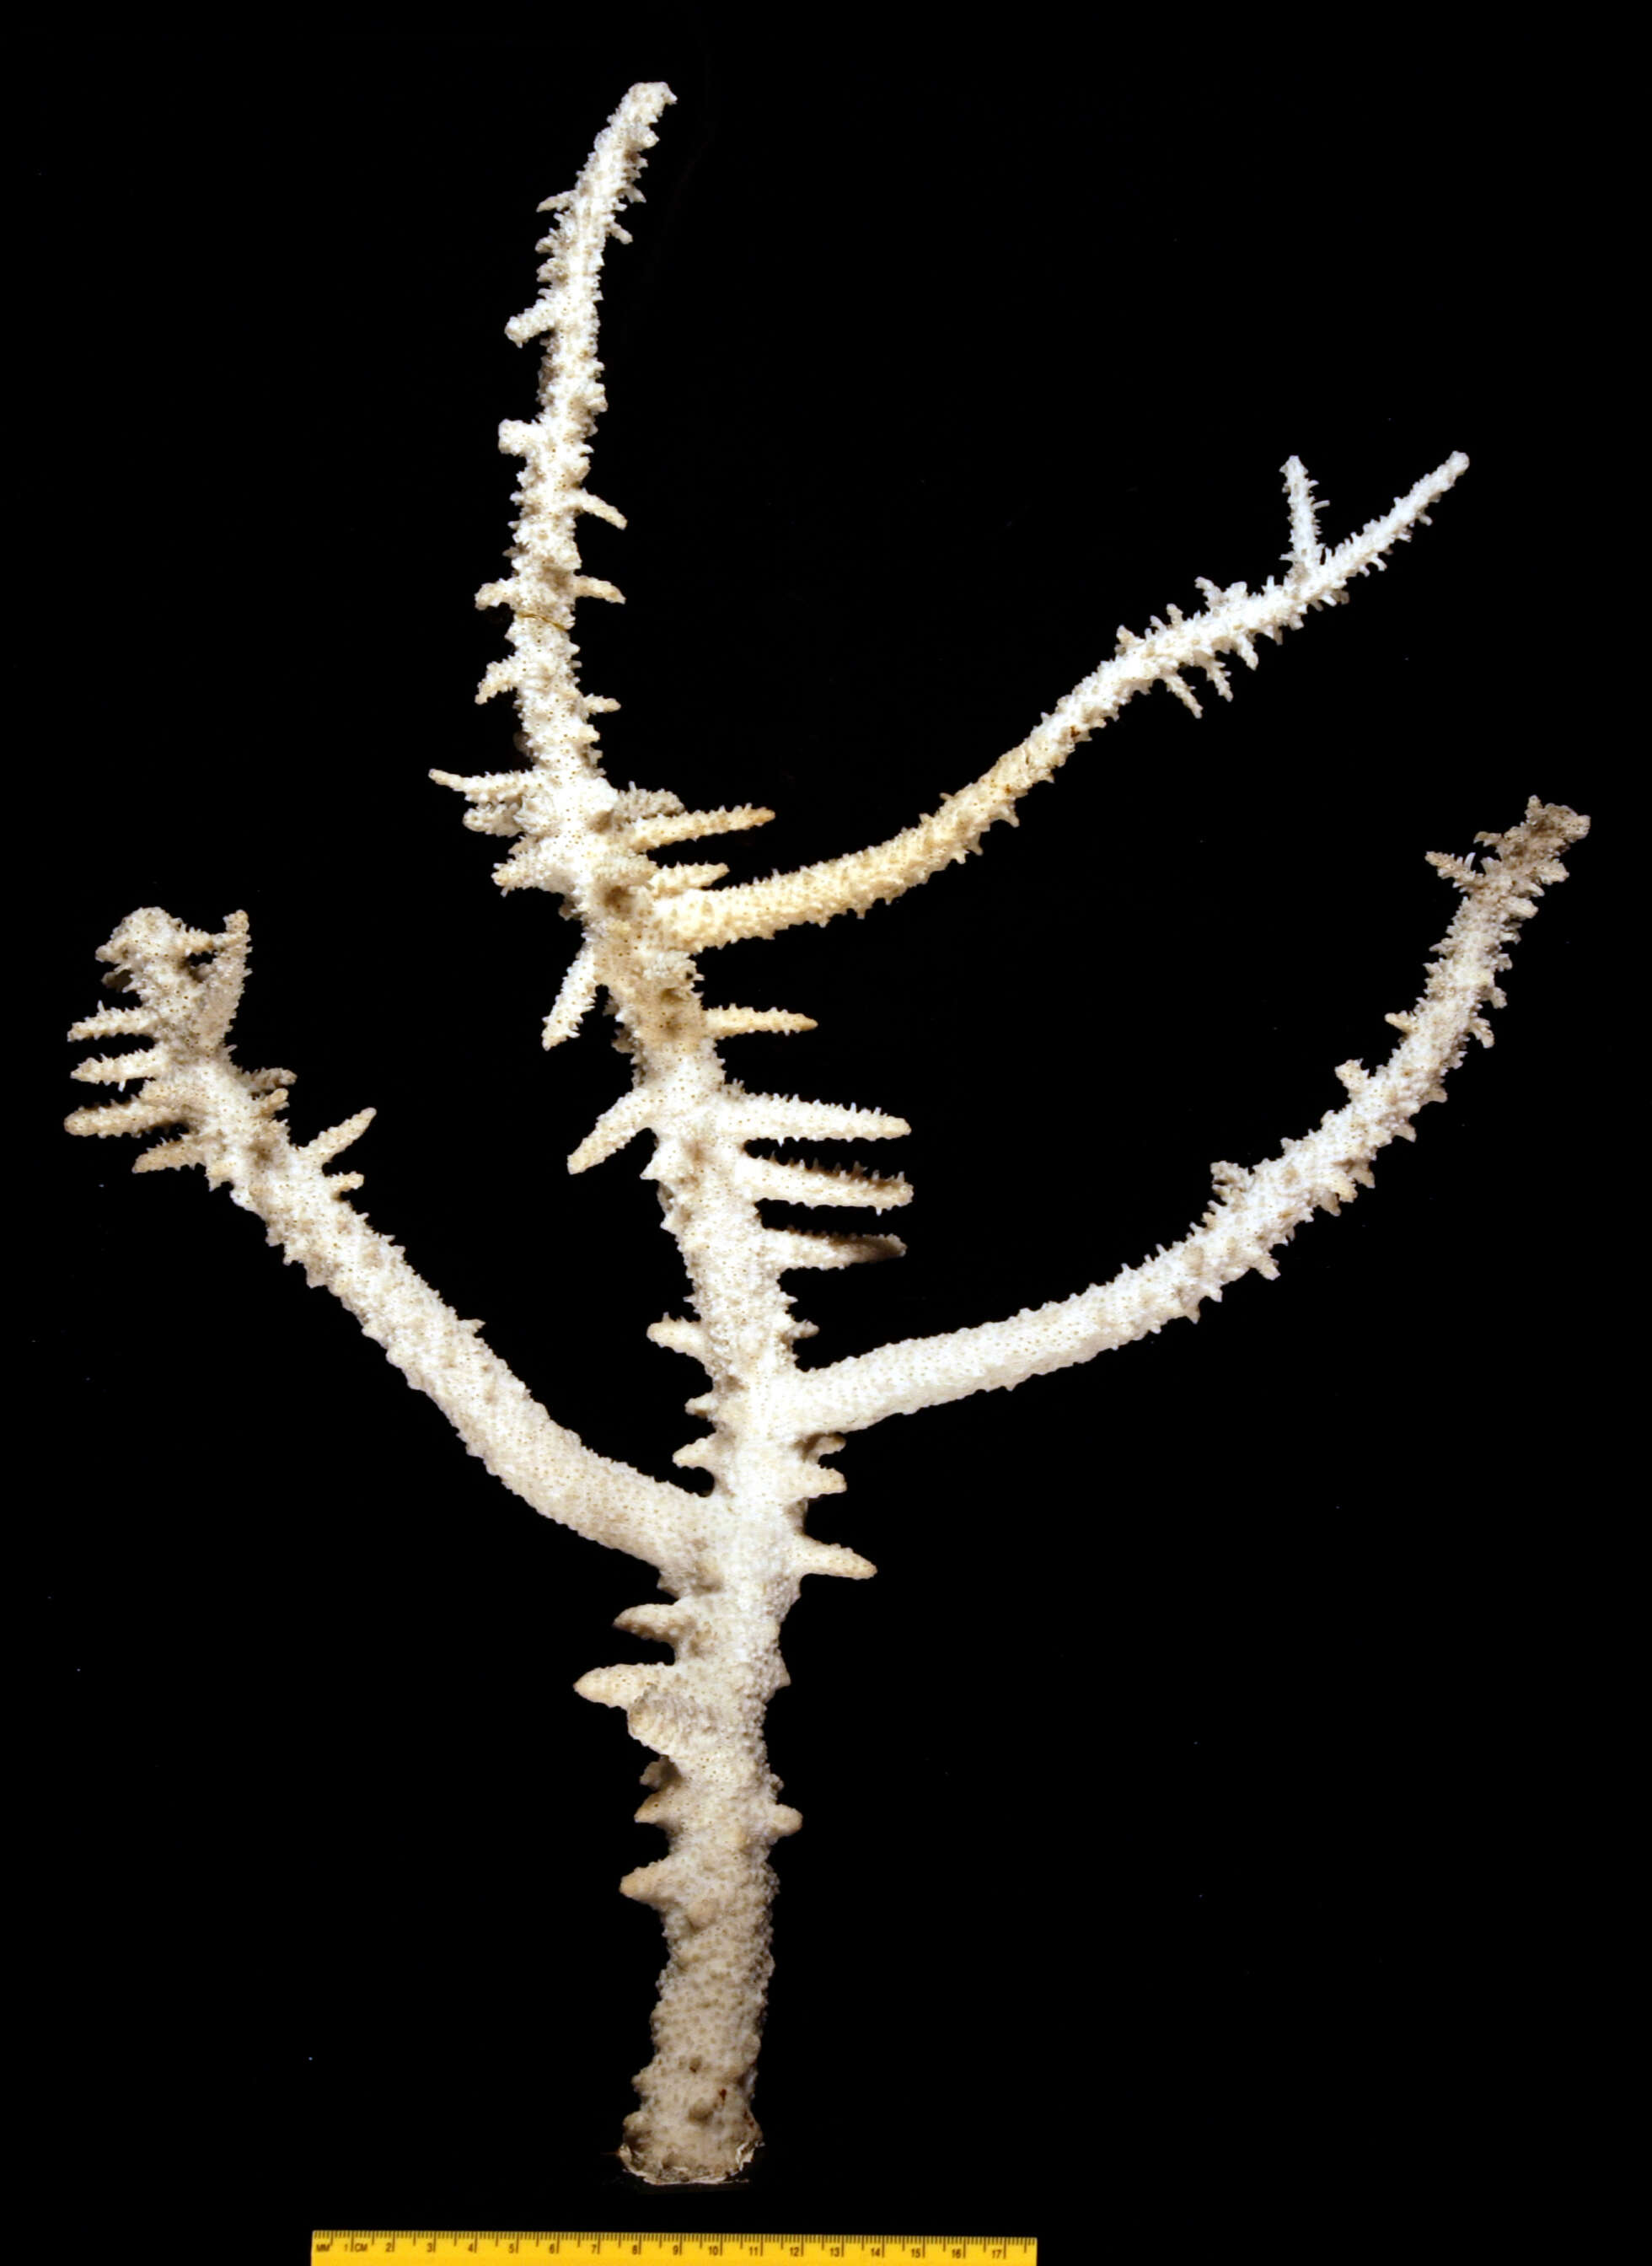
[310,2240,1034,2263]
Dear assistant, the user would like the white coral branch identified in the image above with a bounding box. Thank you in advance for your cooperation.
[655,451,1469,952]
[470,82,673,781]
[788,797,1586,1438]
[66,906,705,1582]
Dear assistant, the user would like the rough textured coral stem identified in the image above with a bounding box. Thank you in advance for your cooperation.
[579,1551,809,2182]
[625,1833,775,2184]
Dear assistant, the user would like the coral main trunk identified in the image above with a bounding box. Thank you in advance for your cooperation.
[583,1565,800,2183]
[569,1026,895,2180]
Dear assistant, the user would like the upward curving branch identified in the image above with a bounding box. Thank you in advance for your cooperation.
[466,79,675,787]
[786,797,1586,1441]
[654,454,1469,953]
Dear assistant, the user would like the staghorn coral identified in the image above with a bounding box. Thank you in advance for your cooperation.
[66,83,1585,2183]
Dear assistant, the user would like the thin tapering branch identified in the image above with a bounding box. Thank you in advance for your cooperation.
[655,453,1468,953]
[788,798,1585,1439]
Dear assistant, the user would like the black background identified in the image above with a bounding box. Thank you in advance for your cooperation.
[25,11,1615,2259]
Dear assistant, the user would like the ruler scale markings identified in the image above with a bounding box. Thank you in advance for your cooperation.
[311,2238,1034,2263]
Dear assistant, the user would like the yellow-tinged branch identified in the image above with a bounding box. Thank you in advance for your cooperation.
[655,454,1469,953]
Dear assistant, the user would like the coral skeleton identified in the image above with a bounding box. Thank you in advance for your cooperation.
[66,83,1586,2184]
